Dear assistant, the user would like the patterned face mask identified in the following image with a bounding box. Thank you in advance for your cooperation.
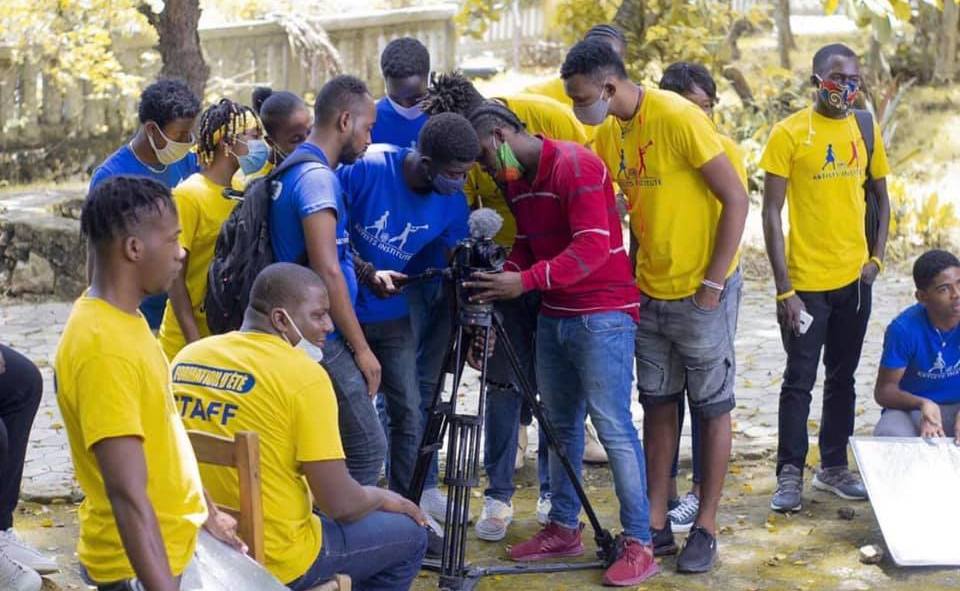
[493,137,524,183]
[815,75,858,112]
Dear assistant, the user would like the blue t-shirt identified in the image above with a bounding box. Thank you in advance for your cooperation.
[90,144,200,191]
[880,303,960,404]
[339,145,469,324]
[270,142,357,340]
[370,98,428,149]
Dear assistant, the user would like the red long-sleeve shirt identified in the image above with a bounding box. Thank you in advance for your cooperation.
[505,138,639,320]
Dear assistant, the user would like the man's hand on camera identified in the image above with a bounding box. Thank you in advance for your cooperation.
[369,270,406,298]
[464,271,523,303]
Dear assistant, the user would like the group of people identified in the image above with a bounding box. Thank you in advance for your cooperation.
[1,21,958,591]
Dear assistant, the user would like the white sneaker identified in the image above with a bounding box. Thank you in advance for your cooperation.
[583,421,608,464]
[0,548,41,591]
[536,493,552,525]
[0,529,57,574]
[475,497,513,542]
[515,425,528,470]
[420,487,448,525]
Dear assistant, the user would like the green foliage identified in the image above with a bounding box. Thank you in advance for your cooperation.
[885,175,958,260]
[0,0,150,97]
[553,0,619,45]
[456,0,539,40]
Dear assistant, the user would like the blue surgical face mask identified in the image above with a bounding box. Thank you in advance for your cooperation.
[432,172,466,195]
[235,139,270,175]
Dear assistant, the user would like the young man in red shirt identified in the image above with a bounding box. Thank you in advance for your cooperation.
[463,103,656,586]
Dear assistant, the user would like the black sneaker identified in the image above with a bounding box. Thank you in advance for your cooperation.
[676,525,718,573]
[651,522,677,556]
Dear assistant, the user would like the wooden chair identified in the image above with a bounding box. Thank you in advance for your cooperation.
[187,430,266,563]
[187,430,351,591]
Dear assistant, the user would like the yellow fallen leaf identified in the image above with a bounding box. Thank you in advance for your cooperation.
[41,518,54,528]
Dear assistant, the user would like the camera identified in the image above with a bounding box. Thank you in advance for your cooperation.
[450,236,506,326]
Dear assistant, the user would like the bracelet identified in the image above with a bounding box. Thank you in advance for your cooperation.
[776,289,796,302]
[870,256,884,273]
[701,278,725,292]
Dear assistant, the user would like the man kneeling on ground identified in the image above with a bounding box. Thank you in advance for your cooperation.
[173,262,428,590]
[874,249,960,444]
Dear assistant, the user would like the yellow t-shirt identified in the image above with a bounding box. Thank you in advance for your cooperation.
[593,88,734,299]
[522,78,598,142]
[158,173,239,360]
[759,106,890,291]
[465,93,588,246]
[172,331,344,584]
[54,296,207,583]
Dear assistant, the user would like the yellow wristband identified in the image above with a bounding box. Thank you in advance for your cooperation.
[776,289,796,302]
[870,256,884,273]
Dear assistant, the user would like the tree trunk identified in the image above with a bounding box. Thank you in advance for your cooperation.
[775,0,792,69]
[934,0,959,84]
[613,0,646,46]
[784,0,796,49]
[141,0,210,99]
[511,0,522,72]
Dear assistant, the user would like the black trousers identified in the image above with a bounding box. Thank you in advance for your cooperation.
[0,344,42,530]
[776,279,872,474]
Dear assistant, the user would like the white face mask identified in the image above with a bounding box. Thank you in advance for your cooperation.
[146,123,195,165]
[280,310,324,363]
[387,95,425,121]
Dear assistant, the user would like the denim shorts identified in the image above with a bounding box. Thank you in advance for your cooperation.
[635,270,742,418]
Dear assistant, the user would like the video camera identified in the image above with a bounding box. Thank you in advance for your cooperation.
[400,208,506,326]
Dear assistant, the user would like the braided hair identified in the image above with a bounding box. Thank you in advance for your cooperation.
[421,71,486,117]
[196,98,262,166]
[467,101,526,139]
[81,176,174,248]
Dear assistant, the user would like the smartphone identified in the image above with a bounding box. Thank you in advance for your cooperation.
[798,310,814,335]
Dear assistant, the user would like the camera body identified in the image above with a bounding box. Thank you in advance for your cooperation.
[450,237,506,326]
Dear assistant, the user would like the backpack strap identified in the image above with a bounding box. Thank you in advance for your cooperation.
[853,109,875,181]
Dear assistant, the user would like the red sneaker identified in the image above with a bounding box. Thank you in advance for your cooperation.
[507,522,585,561]
[602,537,659,586]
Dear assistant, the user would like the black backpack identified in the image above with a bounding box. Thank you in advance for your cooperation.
[205,150,328,334]
[853,109,881,255]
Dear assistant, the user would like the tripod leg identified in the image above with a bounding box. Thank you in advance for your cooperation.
[492,317,616,563]
[408,324,467,504]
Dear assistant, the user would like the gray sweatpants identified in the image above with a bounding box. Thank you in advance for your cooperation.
[873,402,960,437]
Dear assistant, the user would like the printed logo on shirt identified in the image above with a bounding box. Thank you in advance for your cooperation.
[617,140,662,189]
[354,210,429,261]
[175,393,240,426]
[918,350,960,380]
[812,141,861,181]
[172,363,255,394]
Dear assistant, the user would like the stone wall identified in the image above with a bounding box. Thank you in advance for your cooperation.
[0,4,458,183]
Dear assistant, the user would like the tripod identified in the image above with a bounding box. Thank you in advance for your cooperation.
[407,275,616,591]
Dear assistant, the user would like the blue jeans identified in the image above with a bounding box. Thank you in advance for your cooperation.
[537,311,650,542]
[322,338,387,486]
[406,279,451,489]
[484,293,550,502]
[362,318,421,498]
[288,511,427,591]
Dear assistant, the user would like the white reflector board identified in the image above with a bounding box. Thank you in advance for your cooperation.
[179,529,288,590]
[851,436,960,566]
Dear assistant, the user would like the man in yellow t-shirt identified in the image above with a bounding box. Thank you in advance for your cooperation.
[56,176,247,590]
[655,60,748,536]
[422,72,590,539]
[158,99,265,360]
[562,40,748,574]
[759,43,891,514]
[524,23,628,143]
[174,263,427,589]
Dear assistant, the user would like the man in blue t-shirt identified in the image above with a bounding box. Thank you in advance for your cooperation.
[371,37,430,149]
[875,249,960,443]
[338,113,475,499]
[269,75,387,486]
[88,79,201,329]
